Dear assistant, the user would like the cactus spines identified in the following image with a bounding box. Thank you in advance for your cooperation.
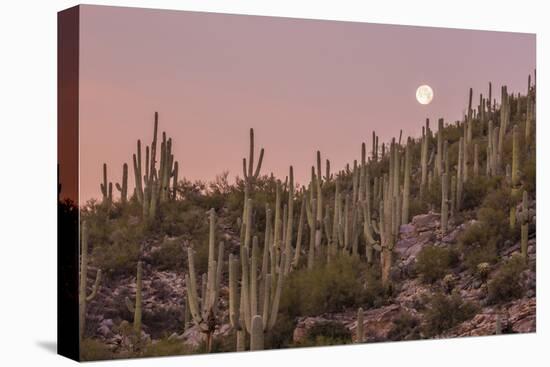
[250,315,265,351]
[115,163,128,203]
[186,209,223,353]
[441,172,449,234]
[356,307,364,343]
[79,221,102,342]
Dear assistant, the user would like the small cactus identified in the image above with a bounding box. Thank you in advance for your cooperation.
[79,221,102,342]
[477,262,491,282]
[356,307,364,343]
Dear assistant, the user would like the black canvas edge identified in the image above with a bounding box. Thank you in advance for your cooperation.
[58,5,81,362]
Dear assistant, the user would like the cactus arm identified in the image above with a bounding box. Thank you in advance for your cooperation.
[250,315,264,351]
[125,296,135,313]
[86,269,102,302]
[185,249,203,325]
[268,253,285,330]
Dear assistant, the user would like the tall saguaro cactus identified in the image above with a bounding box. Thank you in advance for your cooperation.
[230,194,286,351]
[519,191,530,261]
[132,113,179,221]
[240,128,265,236]
[79,221,102,342]
[125,261,143,337]
[186,209,224,353]
[356,307,364,343]
[441,172,449,234]
[100,163,113,206]
[115,163,128,203]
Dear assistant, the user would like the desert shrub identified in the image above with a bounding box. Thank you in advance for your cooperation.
[415,246,458,284]
[459,221,498,272]
[459,204,514,272]
[363,263,388,307]
[157,203,209,239]
[461,176,501,211]
[388,310,421,341]
[80,338,114,361]
[93,236,141,276]
[141,338,194,357]
[422,292,479,336]
[294,320,352,347]
[487,254,527,304]
[279,255,368,318]
[150,238,186,271]
[265,313,296,350]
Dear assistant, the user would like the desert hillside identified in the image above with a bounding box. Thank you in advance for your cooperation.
[61,77,536,360]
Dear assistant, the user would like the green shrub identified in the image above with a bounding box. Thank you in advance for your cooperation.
[459,205,513,272]
[487,254,527,304]
[415,246,458,284]
[93,236,141,276]
[80,338,114,361]
[461,176,500,211]
[279,255,369,318]
[294,320,352,347]
[140,338,194,357]
[150,238,186,271]
[422,292,479,336]
[388,310,421,341]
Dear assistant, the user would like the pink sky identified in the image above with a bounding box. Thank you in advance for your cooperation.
[78,5,535,203]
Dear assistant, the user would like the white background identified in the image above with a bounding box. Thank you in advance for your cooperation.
[0,0,547,365]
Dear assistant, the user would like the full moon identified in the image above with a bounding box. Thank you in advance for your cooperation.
[416,85,434,105]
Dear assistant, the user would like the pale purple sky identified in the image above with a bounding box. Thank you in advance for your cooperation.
[79,5,535,203]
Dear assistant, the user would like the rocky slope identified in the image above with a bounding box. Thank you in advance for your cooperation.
[85,207,536,351]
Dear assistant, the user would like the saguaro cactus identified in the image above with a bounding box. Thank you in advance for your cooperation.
[241,128,265,228]
[115,163,128,203]
[125,261,143,337]
[402,139,411,224]
[250,315,264,351]
[441,172,449,234]
[186,209,224,353]
[79,221,102,342]
[230,194,286,351]
[519,191,530,261]
[100,163,113,206]
[356,307,364,343]
[132,113,179,220]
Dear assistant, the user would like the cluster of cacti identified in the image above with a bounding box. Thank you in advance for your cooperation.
[132,113,179,221]
[228,168,294,351]
[186,209,224,352]
[99,112,179,221]
[79,221,102,342]
[83,72,535,354]
[241,128,265,231]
